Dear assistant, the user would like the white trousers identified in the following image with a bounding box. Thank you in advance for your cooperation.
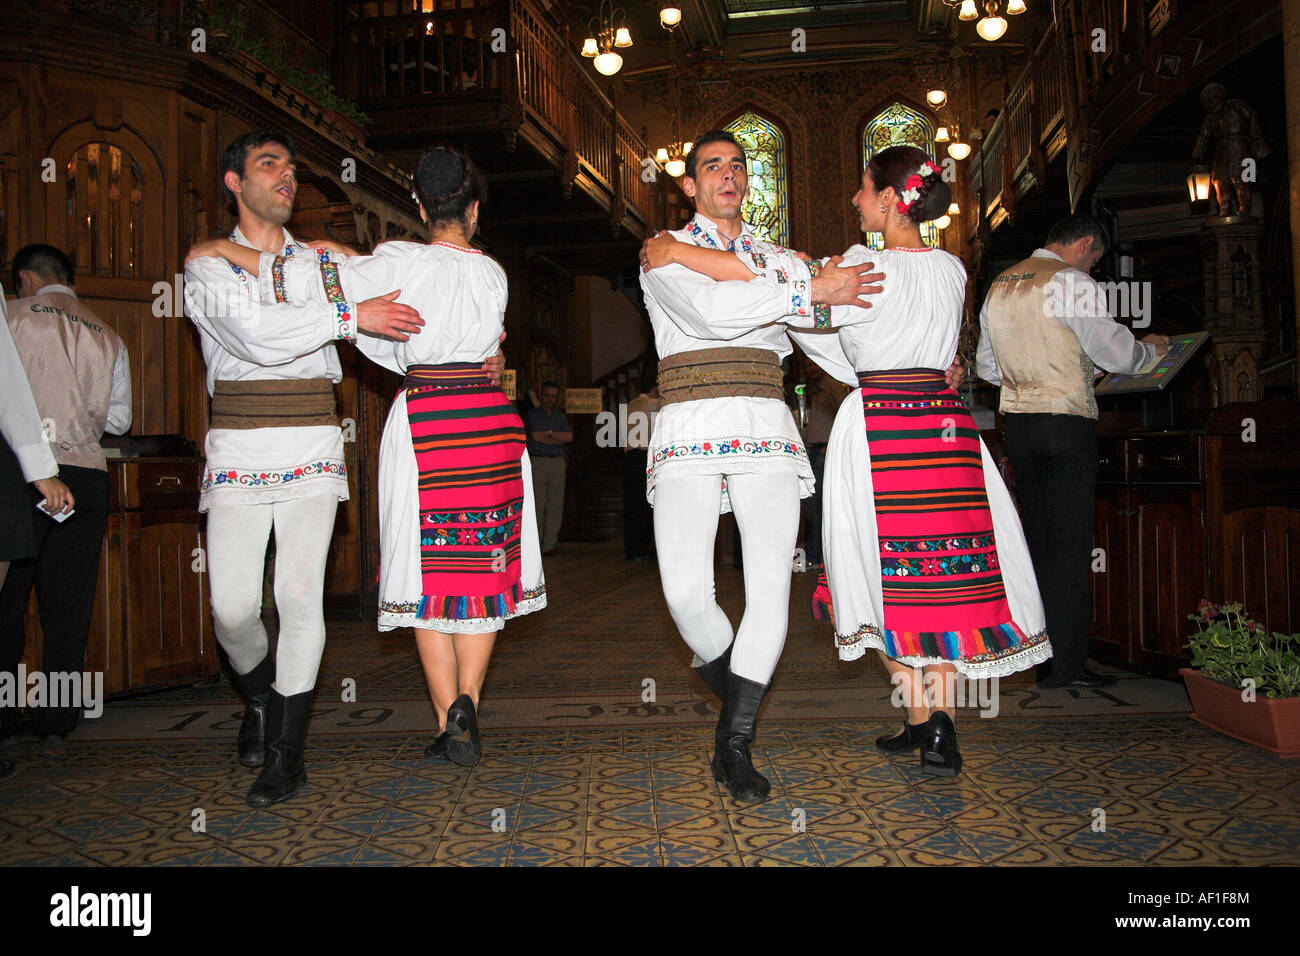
[653,470,800,684]
[205,494,338,696]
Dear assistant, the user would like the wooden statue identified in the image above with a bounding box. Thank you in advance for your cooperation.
[1191,82,1269,219]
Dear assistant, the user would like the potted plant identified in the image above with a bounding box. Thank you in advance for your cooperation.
[1180,600,1300,758]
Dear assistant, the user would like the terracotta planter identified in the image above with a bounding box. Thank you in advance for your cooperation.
[1179,668,1300,759]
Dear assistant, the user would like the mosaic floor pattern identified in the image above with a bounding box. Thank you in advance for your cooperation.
[2,543,1298,867]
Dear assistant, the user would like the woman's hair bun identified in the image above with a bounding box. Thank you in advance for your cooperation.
[416,149,465,201]
[867,144,952,225]
[412,147,485,228]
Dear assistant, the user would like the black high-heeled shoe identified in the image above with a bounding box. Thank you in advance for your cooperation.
[444,695,481,767]
[424,732,449,759]
[875,717,932,755]
[920,711,962,777]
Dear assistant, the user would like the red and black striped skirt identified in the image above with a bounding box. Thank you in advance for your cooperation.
[814,368,1035,663]
[404,363,527,621]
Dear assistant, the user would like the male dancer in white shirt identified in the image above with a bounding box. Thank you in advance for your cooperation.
[186,130,500,807]
[639,131,884,804]
[975,214,1169,690]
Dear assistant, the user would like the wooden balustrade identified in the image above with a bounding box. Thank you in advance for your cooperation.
[616,115,650,226]
[337,0,651,227]
[341,0,502,100]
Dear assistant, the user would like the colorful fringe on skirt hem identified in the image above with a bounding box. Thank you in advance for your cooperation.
[880,620,1032,660]
[416,580,523,621]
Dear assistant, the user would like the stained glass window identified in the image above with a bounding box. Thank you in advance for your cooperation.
[861,102,940,250]
[723,111,788,247]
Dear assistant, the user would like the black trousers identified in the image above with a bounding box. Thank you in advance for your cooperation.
[623,450,654,559]
[802,444,827,566]
[1002,413,1097,683]
[0,465,110,736]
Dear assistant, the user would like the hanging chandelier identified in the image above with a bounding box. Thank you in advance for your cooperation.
[655,23,692,177]
[943,0,1024,38]
[947,123,971,160]
[581,0,633,76]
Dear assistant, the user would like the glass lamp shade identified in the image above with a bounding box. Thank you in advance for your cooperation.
[1187,166,1212,212]
[935,126,950,143]
[1006,0,1027,12]
[614,27,632,48]
[947,141,971,161]
[593,51,623,75]
[665,158,686,178]
[934,215,952,230]
[655,147,669,163]
[948,202,960,215]
[581,37,598,57]
[1186,167,1211,202]
[660,5,681,27]
[976,14,1008,40]
[926,88,948,109]
[958,0,979,20]
[683,141,694,155]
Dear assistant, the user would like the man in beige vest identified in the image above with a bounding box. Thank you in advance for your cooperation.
[0,244,131,745]
[976,215,1167,689]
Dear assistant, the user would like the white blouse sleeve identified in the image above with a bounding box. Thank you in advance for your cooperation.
[270,246,400,307]
[788,327,860,387]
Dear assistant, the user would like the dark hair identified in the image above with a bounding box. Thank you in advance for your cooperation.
[1045,214,1109,254]
[12,244,74,293]
[414,147,485,228]
[684,131,746,181]
[540,381,560,392]
[867,145,951,224]
[220,131,295,207]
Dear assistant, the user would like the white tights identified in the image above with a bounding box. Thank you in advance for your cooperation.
[205,494,338,696]
[653,470,801,684]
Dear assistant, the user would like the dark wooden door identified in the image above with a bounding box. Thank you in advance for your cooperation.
[1090,484,1133,663]
[1134,486,1207,671]
[124,512,216,688]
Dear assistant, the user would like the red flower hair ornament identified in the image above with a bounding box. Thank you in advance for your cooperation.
[895,160,944,215]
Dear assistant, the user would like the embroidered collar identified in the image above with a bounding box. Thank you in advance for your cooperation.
[686,214,755,253]
[433,240,482,255]
[227,226,299,282]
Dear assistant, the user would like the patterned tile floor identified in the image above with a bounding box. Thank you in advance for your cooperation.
[2,543,1298,867]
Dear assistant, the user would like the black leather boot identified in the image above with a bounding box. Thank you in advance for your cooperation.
[711,671,771,804]
[233,654,274,768]
[246,689,311,808]
[444,694,482,767]
[692,643,733,702]
[921,710,962,778]
[875,717,932,755]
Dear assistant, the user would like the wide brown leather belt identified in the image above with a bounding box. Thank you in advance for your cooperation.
[657,347,784,405]
[210,378,339,430]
